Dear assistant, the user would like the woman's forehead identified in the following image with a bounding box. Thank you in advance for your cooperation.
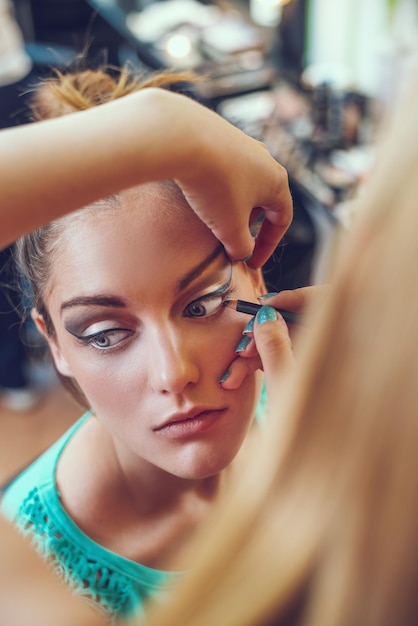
[50,183,220,284]
[112,182,199,228]
[121,185,210,238]
[60,181,204,239]
[122,181,193,214]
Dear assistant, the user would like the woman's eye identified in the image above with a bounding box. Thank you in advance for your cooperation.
[184,295,224,318]
[83,328,133,350]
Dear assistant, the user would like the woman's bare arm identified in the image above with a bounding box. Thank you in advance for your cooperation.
[0,88,292,263]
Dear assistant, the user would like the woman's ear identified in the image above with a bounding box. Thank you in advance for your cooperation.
[31,308,48,339]
[31,309,74,378]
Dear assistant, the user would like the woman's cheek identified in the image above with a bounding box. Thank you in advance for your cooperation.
[70,351,142,408]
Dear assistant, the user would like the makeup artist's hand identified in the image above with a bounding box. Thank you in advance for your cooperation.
[220,305,294,398]
[220,286,326,393]
[164,92,292,267]
[220,304,294,400]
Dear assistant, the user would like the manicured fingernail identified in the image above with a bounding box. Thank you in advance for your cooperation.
[258,292,279,300]
[239,253,253,262]
[242,317,255,334]
[235,335,251,353]
[256,305,278,325]
[249,212,265,237]
[218,369,231,384]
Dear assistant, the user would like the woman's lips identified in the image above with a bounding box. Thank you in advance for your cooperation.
[155,409,226,439]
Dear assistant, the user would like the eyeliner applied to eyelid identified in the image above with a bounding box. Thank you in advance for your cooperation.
[197,274,234,301]
[178,244,226,291]
[183,273,236,318]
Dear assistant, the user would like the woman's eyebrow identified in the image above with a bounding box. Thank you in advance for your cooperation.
[178,244,226,292]
[60,295,126,313]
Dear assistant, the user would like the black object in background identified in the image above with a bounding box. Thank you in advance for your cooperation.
[277,0,307,80]
[262,175,337,293]
[12,0,125,66]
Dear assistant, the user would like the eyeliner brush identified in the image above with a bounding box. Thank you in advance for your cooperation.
[226,299,300,326]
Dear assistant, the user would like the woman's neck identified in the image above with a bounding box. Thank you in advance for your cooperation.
[56,415,238,569]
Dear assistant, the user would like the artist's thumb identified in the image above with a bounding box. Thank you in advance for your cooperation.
[253,305,294,400]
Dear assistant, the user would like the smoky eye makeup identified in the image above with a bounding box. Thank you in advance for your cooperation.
[64,315,109,338]
[182,265,237,318]
[63,311,134,341]
[64,320,136,352]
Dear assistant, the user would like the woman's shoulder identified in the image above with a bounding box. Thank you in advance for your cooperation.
[0,409,180,620]
[0,412,91,520]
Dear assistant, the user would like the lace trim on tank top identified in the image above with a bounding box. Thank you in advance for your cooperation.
[16,486,140,620]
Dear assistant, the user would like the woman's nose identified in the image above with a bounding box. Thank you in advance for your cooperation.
[148,327,200,394]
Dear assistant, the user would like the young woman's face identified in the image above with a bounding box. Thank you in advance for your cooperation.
[40,184,264,480]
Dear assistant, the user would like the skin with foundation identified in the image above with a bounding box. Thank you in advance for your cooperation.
[32,182,269,571]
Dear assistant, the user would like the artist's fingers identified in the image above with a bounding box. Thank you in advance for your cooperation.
[219,306,294,393]
[258,285,330,314]
[247,180,293,269]
[252,306,294,400]
[257,285,330,344]
[218,352,261,390]
[172,96,292,267]
[218,324,260,389]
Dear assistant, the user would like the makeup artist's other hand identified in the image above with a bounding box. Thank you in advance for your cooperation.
[168,92,292,267]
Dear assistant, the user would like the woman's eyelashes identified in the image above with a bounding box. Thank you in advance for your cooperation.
[183,285,237,319]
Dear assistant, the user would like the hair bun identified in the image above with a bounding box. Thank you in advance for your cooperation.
[30,66,197,120]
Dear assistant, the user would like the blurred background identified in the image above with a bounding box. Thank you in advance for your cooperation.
[9,0,418,213]
[0,0,417,487]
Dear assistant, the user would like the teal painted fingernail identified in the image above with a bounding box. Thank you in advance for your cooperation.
[235,335,251,353]
[218,369,231,384]
[239,252,253,262]
[243,317,255,334]
[258,292,279,300]
[250,212,265,237]
[256,305,278,325]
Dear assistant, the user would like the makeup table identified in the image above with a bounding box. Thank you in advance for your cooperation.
[85,0,279,102]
